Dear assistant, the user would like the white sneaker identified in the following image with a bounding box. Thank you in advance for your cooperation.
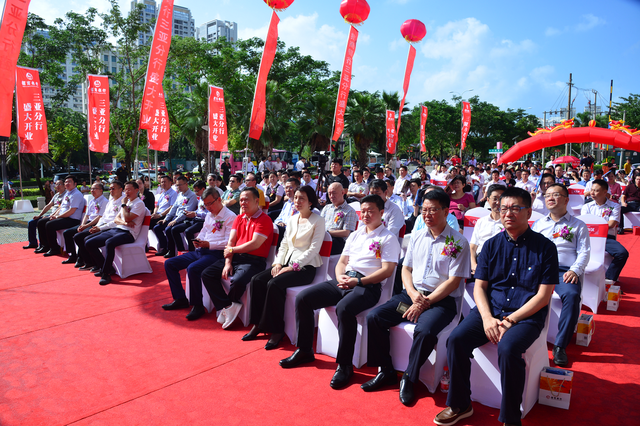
[222,302,242,329]
[217,309,226,325]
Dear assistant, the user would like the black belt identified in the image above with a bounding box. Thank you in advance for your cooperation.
[417,289,432,297]
[346,270,365,279]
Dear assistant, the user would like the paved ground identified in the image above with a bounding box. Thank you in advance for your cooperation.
[0,211,35,245]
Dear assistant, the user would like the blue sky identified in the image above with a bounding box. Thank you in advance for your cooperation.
[30,0,640,122]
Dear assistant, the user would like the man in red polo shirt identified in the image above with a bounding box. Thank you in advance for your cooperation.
[194,187,274,328]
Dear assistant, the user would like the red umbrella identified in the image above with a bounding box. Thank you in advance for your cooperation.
[552,156,580,168]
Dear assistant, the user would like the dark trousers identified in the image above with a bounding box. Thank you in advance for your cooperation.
[63,225,82,256]
[295,280,381,365]
[329,236,345,255]
[555,268,582,349]
[165,249,223,302]
[153,221,171,251]
[43,217,80,251]
[27,216,47,247]
[200,254,267,311]
[249,266,317,334]
[393,257,405,296]
[36,216,52,248]
[446,308,541,424]
[74,228,97,266]
[605,235,629,281]
[169,220,204,251]
[85,228,134,276]
[620,201,640,229]
[367,290,456,383]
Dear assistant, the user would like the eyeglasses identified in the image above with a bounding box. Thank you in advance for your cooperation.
[204,200,217,207]
[544,193,567,199]
[421,207,443,216]
[500,206,528,215]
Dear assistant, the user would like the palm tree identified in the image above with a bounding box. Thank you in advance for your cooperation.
[344,91,385,164]
[296,92,334,154]
[174,82,209,173]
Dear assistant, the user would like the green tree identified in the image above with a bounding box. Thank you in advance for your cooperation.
[612,94,640,129]
[344,91,385,164]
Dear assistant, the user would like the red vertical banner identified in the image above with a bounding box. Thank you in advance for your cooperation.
[15,67,47,153]
[139,0,174,129]
[420,105,428,152]
[332,25,358,142]
[146,90,169,152]
[249,11,279,141]
[87,75,110,153]
[209,85,228,152]
[0,0,31,137]
[461,101,471,150]
[385,110,396,154]
[395,45,416,142]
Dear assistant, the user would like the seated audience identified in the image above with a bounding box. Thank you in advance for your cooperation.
[153,176,199,258]
[321,182,357,255]
[24,180,64,250]
[620,174,640,233]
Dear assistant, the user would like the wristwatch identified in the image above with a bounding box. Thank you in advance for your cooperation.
[357,277,362,286]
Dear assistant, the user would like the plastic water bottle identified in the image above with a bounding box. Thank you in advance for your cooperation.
[440,366,450,393]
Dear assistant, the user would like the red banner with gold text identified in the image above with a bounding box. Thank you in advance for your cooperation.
[385,110,396,154]
[139,0,174,130]
[15,67,47,153]
[0,0,32,137]
[396,45,416,143]
[249,11,279,141]
[420,105,428,152]
[209,86,228,152]
[461,101,471,150]
[87,75,110,153]
[146,90,169,152]
[332,25,358,142]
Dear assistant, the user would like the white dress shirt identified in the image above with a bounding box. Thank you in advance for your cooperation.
[531,194,549,216]
[87,195,108,222]
[580,199,620,236]
[343,224,401,277]
[97,194,126,230]
[516,179,536,192]
[198,206,237,250]
[532,212,590,276]
[469,214,504,254]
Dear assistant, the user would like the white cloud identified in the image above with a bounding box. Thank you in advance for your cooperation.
[545,27,561,37]
[544,14,606,37]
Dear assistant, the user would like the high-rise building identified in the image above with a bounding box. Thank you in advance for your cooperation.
[196,20,238,44]
[131,0,195,45]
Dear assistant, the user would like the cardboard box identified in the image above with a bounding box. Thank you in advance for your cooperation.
[539,367,574,410]
[576,313,594,346]
[633,226,640,236]
[607,285,620,311]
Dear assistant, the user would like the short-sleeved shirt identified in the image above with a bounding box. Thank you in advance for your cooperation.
[97,194,126,229]
[515,180,536,193]
[222,188,242,215]
[470,214,504,254]
[59,188,86,221]
[321,201,357,238]
[87,194,108,222]
[343,224,400,277]
[475,228,559,330]
[116,197,147,240]
[348,181,368,196]
[580,199,620,235]
[405,224,471,297]
[382,198,405,237]
[532,212,590,276]
[156,187,177,213]
[531,194,549,216]
[623,183,640,203]
[232,210,273,258]
[449,193,475,221]
[199,206,237,250]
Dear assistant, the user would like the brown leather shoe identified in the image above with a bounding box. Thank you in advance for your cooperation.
[433,404,473,425]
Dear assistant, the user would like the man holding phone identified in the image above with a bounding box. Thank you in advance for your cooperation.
[363,187,470,406]
[161,187,237,314]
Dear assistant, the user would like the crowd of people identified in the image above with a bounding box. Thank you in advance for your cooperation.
[21,152,639,426]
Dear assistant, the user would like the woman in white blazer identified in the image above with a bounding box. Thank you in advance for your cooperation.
[243,185,326,350]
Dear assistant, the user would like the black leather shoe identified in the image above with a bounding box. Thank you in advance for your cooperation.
[90,266,101,273]
[186,305,206,321]
[265,333,285,350]
[552,345,568,367]
[163,251,175,259]
[155,249,168,257]
[279,349,315,369]
[34,247,48,254]
[23,244,38,250]
[99,274,112,286]
[79,264,94,271]
[62,256,77,264]
[43,250,59,257]
[94,270,103,277]
[361,367,398,392]
[330,364,354,390]
[74,260,84,268]
[399,375,415,406]
[241,326,263,341]
[162,298,190,310]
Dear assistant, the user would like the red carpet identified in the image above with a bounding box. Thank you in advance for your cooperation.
[1,237,639,426]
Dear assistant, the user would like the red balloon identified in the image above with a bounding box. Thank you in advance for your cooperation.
[339,0,370,25]
[400,19,426,43]
[264,0,295,11]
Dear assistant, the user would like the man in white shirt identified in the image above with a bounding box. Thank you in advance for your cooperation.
[295,156,306,172]
[394,166,410,195]
[364,189,470,406]
[162,187,237,313]
[367,179,405,238]
[545,154,556,169]
[470,184,506,275]
[531,173,555,215]
[347,170,368,201]
[62,182,108,265]
[153,176,199,258]
[280,194,400,391]
[515,169,536,193]
[532,183,590,367]
[300,170,317,191]
[478,170,506,205]
[273,178,300,245]
[581,179,629,287]
[85,180,147,285]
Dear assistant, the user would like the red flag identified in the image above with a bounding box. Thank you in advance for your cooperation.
[461,101,471,150]
[139,0,174,130]
[249,11,279,141]
[87,75,110,153]
[15,67,47,153]
[209,85,228,152]
[332,25,358,142]
[396,45,416,143]
[420,105,428,152]
[146,90,169,152]
[385,110,396,154]
[0,0,32,137]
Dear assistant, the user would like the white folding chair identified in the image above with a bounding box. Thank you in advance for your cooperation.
[576,214,608,313]
[108,210,153,278]
[315,266,397,368]
[622,211,640,230]
[469,309,551,419]
[568,185,585,216]
[389,290,464,393]
[56,205,87,252]
[283,232,332,346]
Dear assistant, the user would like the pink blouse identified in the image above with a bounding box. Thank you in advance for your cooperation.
[449,192,475,220]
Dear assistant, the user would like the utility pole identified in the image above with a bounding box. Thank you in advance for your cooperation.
[565,73,572,156]
[592,89,597,161]
[541,111,546,164]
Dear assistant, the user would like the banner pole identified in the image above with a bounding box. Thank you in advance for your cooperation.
[18,152,23,200]
[134,129,140,180]
[83,79,92,181]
